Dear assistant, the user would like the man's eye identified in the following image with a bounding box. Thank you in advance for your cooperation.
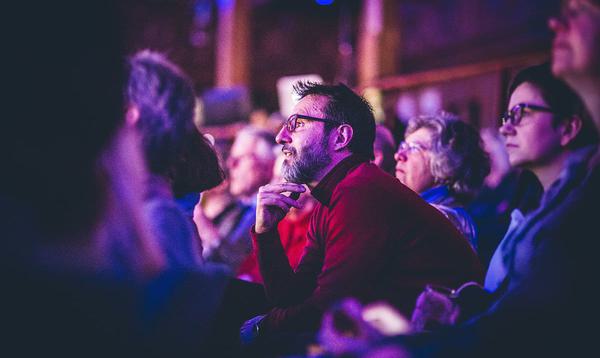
[296,120,305,127]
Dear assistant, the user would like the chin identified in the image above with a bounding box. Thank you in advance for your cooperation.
[508,158,524,169]
[229,182,245,197]
[551,62,568,77]
[551,54,574,77]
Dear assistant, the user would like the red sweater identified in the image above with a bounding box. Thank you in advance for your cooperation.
[238,208,311,283]
[252,155,483,334]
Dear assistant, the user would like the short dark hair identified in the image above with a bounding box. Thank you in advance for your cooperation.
[293,81,376,160]
[508,63,598,150]
[127,51,224,195]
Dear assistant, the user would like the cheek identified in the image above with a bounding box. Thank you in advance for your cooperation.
[506,145,526,166]
[571,23,600,66]
[571,35,589,66]
[516,127,560,163]
[405,157,430,183]
[410,157,430,176]
[530,136,561,158]
[232,161,252,180]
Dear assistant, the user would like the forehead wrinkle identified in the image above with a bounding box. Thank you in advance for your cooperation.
[300,95,328,117]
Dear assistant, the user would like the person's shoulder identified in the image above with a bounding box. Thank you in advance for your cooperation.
[144,197,194,241]
[332,162,412,208]
[339,162,398,190]
[145,195,181,214]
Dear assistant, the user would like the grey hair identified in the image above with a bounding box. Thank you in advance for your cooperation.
[406,111,490,201]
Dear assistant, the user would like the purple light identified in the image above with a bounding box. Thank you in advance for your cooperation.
[316,0,334,5]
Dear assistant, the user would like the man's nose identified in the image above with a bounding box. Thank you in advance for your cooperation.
[276,126,290,144]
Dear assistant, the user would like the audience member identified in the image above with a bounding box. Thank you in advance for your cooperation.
[485,62,598,293]
[127,50,224,269]
[237,151,316,283]
[394,112,490,247]
[372,124,397,175]
[241,82,482,353]
[3,2,229,356]
[480,128,512,189]
[193,141,248,263]
[467,129,543,268]
[550,0,600,125]
[197,126,276,272]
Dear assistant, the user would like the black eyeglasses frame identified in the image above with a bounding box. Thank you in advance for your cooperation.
[284,113,343,132]
[500,103,561,127]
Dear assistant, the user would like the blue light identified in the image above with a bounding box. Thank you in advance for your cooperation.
[217,0,234,10]
[316,0,334,5]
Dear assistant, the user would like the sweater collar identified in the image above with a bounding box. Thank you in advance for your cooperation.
[311,155,368,206]
[420,185,451,204]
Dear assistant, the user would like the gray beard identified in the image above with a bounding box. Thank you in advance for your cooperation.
[281,142,331,184]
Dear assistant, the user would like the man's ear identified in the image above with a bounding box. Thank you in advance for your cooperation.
[333,124,353,151]
[560,115,582,147]
[125,104,140,127]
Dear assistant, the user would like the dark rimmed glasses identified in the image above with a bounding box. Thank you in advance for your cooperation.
[500,103,560,127]
[284,113,342,133]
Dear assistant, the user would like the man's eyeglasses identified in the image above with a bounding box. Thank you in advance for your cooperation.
[500,103,559,127]
[397,141,429,153]
[284,113,342,133]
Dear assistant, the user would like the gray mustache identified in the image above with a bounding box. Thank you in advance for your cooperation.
[282,145,297,156]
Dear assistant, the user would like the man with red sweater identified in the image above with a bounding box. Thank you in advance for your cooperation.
[242,82,482,344]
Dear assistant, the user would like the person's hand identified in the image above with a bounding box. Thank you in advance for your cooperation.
[410,285,459,332]
[361,302,411,336]
[240,314,266,346]
[319,298,384,356]
[255,183,305,234]
[192,194,220,255]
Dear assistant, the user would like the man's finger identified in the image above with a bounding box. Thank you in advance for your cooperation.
[259,192,301,209]
[259,183,306,194]
[260,197,293,212]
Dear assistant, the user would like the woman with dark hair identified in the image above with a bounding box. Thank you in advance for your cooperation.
[127,50,225,269]
[394,112,490,247]
[485,62,598,292]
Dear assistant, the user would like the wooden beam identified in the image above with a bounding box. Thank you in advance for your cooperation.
[215,0,250,87]
[357,0,400,86]
[360,52,549,92]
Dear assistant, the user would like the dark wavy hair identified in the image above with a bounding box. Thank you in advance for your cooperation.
[293,81,376,160]
[406,112,490,201]
[127,51,224,196]
[508,63,598,150]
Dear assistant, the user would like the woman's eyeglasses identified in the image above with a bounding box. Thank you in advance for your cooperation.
[397,141,429,153]
[500,103,559,127]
